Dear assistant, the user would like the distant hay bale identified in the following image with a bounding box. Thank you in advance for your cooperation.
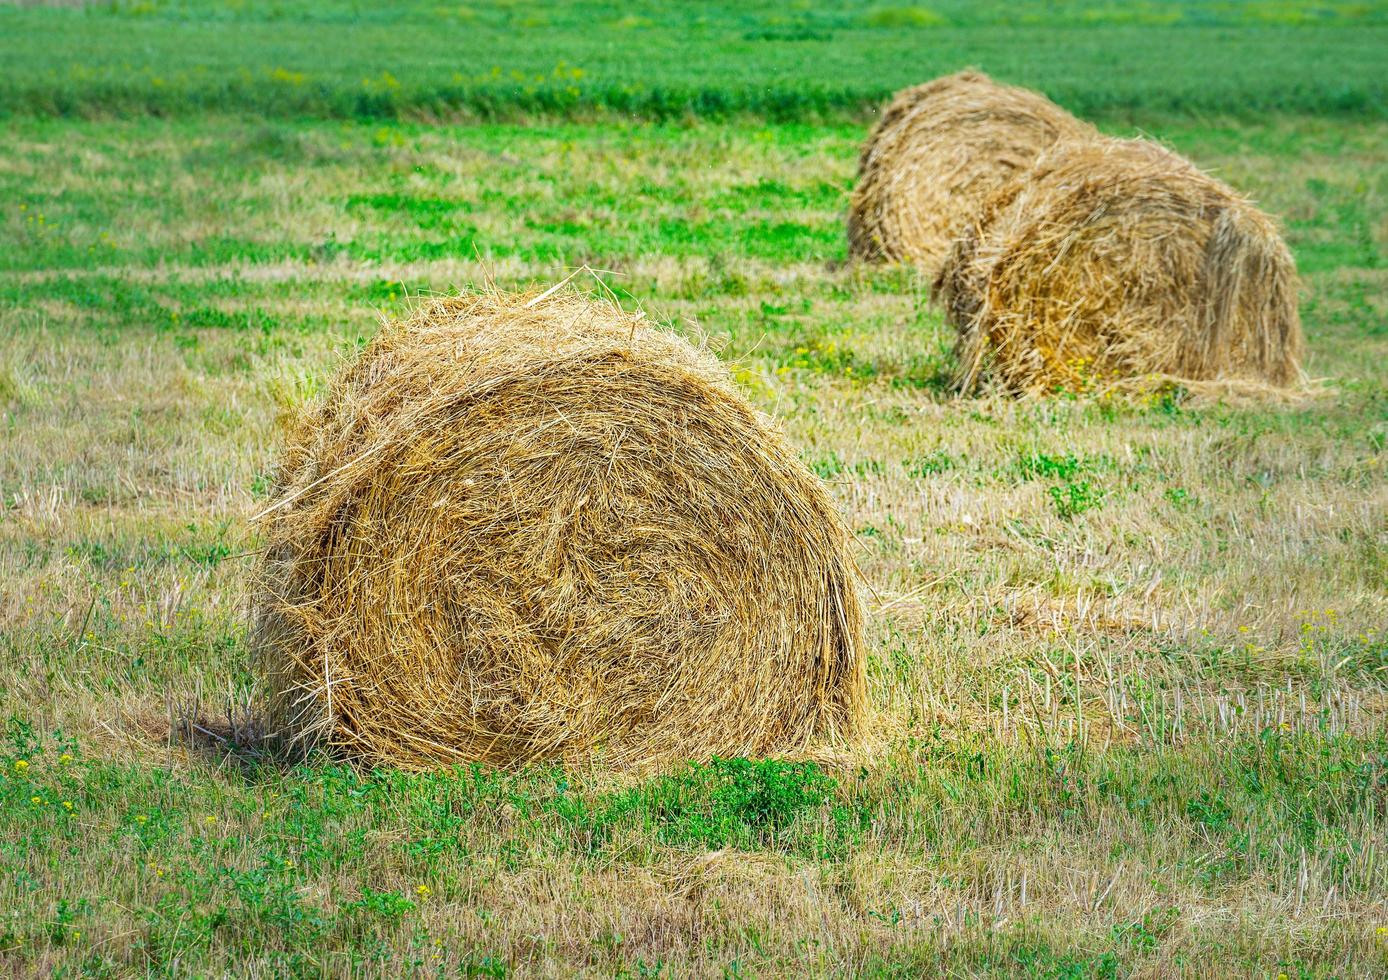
[254,289,867,771]
[847,70,1093,275]
[938,137,1304,396]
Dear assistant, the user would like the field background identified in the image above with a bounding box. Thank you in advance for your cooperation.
[1,1,1386,977]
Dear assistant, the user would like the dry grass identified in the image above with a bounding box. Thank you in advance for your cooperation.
[938,136,1305,396]
[255,289,867,770]
[847,70,1093,276]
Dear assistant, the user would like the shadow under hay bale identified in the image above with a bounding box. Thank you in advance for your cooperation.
[847,70,1093,277]
[937,136,1305,397]
[253,289,867,771]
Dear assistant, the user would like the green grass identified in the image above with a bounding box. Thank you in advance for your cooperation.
[1,1,1386,121]
[1,7,1387,975]
[5,723,1384,974]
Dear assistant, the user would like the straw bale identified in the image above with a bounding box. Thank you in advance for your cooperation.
[254,289,867,769]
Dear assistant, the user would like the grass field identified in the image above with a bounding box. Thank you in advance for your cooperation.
[2,3,1387,977]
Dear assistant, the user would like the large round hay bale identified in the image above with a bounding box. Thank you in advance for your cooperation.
[937,137,1304,395]
[847,70,1093,275]
[254,290,867,770]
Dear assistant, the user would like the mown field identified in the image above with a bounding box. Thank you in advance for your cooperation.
[2,2,1387,977]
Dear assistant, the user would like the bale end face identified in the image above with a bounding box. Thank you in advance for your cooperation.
[254,290,868,770]
[848,70,1093,276]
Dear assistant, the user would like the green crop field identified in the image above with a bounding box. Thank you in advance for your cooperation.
[1,2,1386,977]
[4,0,1388,120]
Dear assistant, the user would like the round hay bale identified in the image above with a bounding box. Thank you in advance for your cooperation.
[937,137,1304,395]
[254,290,867,770]
[847,70,1093,275]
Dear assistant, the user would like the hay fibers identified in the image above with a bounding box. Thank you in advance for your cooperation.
[938,137,1304,396]
[255,290,867,770]
[848,70,1093,275]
